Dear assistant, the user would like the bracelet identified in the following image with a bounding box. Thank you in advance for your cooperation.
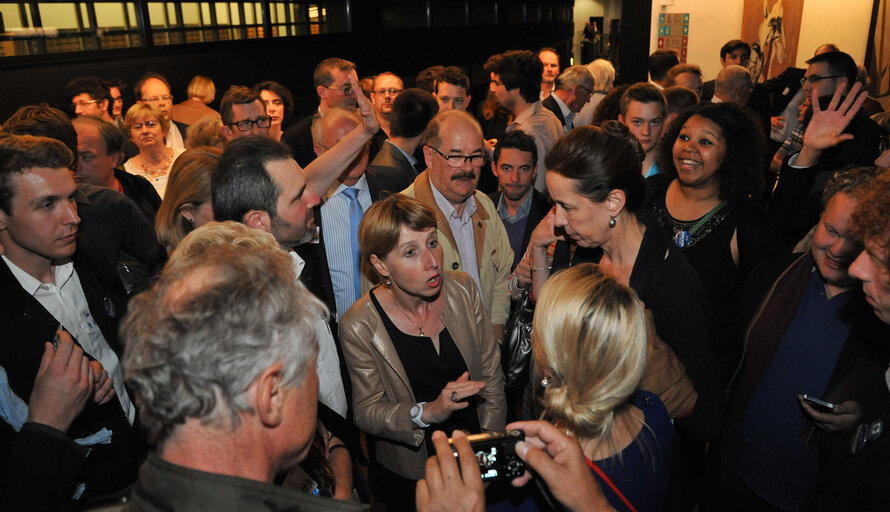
[531,264,552,272]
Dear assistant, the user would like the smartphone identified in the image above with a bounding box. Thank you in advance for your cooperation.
[449,430,526,482]
[802,394,835,412]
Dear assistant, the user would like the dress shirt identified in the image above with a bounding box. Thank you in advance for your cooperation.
[289,251,348,417]
[429,180,485,305]
[549,92,575,132]
[2,256,135,425]
[165,123,185,150]
[496,190,533,224]
[321,174,371,319]
[386,139,417,167]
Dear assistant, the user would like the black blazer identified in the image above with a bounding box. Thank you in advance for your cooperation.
[282,113,319,169]
[541,95,568,131]
[0,247,140,507]
[486,189,549,270]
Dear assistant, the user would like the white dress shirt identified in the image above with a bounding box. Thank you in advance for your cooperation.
[289,251,348,417]
[429,179,485,306]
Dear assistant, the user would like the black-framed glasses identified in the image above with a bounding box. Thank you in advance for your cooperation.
[801,75,842,86]
[327,84,354,96]
[229,116,272,132]
[428,146,485,168]
[578,84,594,96]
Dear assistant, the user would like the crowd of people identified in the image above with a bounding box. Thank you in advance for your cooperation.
[2,36,890,512]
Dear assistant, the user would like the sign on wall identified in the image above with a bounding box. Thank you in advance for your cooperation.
[657,13,689,63]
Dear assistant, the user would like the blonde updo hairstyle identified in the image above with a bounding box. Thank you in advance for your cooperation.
[533,263,648,445]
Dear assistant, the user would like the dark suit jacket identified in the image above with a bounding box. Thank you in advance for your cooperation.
[367,140,417,185]
[115,168,162,224]
[282,113,319,169]
[763,66,806,116]
[702,79,716,102]
[541,94,568,131]
[487,189,549,270]
[0,248,140,507]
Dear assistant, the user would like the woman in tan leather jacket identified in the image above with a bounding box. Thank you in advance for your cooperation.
[339,195,506,511]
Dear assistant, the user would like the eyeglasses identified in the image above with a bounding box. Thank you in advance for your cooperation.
[801,75,842,86]
[578,85,594,96]
[373,88,402,96]
[132,120,159,130]
[111,96,123,104]
[72,99,98,109]
[327,84,354,96]
[428,146,486,168]
[229,115,272,132]
[142,95,173,103]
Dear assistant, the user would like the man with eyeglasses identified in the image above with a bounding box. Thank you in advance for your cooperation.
[218,86,271,142]
[541,65,595,134]
[283,58,359,169]
[402,110,513,342]
[66,76,115,124]
[768,51,885,245]
[370,72,403,139]
[485,50,562,195]
[134,73,187,150]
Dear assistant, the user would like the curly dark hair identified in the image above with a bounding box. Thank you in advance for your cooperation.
[252,80,295,120]
[484,50,542,104]
[656,102,765,203]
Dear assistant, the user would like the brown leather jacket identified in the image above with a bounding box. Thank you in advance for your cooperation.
[339,271,507,479]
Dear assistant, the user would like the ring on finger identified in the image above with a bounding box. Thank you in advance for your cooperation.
[450,391,459,402]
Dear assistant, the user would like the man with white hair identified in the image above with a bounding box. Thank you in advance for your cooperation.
[122,222,367,510]
[541,65,595,134]
[712,65,754,106]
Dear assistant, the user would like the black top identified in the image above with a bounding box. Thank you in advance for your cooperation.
[115,167,162,224]
[644,174,778,386]
[369,291,480,453]
[550,218,724,442]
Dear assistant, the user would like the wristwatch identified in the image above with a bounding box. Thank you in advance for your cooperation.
[410,402,430,428]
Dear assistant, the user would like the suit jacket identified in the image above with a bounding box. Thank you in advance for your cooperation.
[115,168,162,224]
[368,140,418,185]
[486,189,549,270]
[763,66,806,116]
[402,171,513,326]
[702,79,716,102]
[541,94,568,132]
[0,248,140,506]
[339,271,506,479]
[282,113,319,169]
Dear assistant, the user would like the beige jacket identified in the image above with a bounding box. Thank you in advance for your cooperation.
[402,171,513,326]
[339,271,506,479]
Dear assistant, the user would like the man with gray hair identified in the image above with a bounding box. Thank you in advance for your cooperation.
[542,65,595,133]
[122,222,367,510]
[713,65,754,106]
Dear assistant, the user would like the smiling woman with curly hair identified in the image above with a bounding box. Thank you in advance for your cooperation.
[645,101,779,387]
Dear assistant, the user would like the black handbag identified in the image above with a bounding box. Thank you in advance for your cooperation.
[501,287,534,387]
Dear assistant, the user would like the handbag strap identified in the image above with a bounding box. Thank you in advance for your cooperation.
[689,200,728,236]
[585,457,638,512]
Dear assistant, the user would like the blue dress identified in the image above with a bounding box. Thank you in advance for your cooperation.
[486,391,673,512]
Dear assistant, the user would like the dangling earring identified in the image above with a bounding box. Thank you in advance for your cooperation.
[540,376,550,387]
[384,276,392,286]
[609,216,617,228]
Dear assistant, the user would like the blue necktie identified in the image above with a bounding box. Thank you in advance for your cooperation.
[342,187,363,302]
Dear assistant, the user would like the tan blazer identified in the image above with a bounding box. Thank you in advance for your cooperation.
[339,271,506,480]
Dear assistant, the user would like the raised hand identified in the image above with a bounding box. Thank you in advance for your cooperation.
[796,82,867,166]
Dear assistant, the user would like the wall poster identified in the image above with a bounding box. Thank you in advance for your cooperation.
[743,0,805,82]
